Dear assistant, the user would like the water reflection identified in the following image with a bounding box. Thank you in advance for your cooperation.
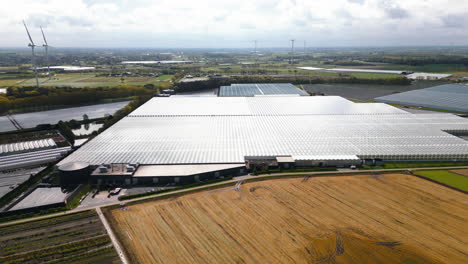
[72,122,104,136]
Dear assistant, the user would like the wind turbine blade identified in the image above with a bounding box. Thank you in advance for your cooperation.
[40,26,48,45]
[22,20,35,45]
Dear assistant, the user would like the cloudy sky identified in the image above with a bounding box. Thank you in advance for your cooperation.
[1,0,467,48]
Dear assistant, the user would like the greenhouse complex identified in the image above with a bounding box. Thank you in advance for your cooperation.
[375,84,468,112]
[58,96,468,185]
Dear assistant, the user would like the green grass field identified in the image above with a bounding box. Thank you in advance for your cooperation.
[414,170,468,191]
[0,79,26,86]
[156,74,173,81]
[384,64,468,73]
[11,73,174,88]
[363,161,468,169]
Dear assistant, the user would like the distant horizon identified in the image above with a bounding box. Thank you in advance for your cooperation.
[1,44,467,51]
[2,0,467,49]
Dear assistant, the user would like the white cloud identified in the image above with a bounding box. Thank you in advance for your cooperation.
[1,0,468,47]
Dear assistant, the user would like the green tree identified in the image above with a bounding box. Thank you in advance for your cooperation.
[0,96,10,113]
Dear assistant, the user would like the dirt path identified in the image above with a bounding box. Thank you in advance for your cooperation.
[96,207,129,264]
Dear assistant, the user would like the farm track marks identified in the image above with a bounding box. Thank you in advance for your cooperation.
[110,174,468,264]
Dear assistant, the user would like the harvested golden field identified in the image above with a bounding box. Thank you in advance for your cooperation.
[108,174,468,264]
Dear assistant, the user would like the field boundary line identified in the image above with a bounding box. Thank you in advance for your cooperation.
[96,207,129,264]
[411,173,468,194]
[2,165,468,226]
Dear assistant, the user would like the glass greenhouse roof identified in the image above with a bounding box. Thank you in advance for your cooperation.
[59,96,468,165]
[375,84,468,112]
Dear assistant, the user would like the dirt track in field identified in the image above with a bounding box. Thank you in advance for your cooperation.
[109,174,468,264]
[452,169,468,176]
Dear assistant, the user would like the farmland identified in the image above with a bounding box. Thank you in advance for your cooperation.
[108,174,468,264]
[6,73,174,88]
[415,170,468,192]
[0,210,119,264]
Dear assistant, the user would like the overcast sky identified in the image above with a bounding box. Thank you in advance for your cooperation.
[1,0,467,48]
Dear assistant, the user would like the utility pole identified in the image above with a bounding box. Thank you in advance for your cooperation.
[254,40,258,65]
[290,39,295,64]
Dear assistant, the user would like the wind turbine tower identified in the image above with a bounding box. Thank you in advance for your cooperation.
[254,40,258,64]
[40,26,51,80]
[23,20,39,88]
[290,39,295,64]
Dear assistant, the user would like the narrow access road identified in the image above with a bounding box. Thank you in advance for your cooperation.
[96,207,130,264]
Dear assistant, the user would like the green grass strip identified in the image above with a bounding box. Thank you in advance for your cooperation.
[414,170,468,192]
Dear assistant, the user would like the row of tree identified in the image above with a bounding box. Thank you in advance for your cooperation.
[174,76,412,93]
[364,56,468,66]
[0,85,156,114]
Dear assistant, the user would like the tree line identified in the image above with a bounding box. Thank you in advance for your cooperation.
[364,56,468,66]
[0,85,156,114]
[174,75,411,93]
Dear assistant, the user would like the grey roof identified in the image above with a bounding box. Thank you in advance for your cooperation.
[134,164,244,177]
[1,147,71,171]
[58,161,90,171]
[375,84,468,112]
[58,96,468,166]
[219,83,309,97]
[11,187,67,210]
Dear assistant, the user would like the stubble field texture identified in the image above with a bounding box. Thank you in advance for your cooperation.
[108,174,468,264]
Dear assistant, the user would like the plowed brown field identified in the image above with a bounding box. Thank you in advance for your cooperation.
[108,174,468,264]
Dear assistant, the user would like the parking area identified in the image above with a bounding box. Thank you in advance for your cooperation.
[78,190,122,209]
[77,186,176,209]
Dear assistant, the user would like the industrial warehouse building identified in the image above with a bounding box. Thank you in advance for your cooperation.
[58,96,468,185]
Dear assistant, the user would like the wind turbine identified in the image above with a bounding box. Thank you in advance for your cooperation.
[40,26,51,80]
[290,39,295,64]
[253,40,258,64]
[22,20,39,88]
